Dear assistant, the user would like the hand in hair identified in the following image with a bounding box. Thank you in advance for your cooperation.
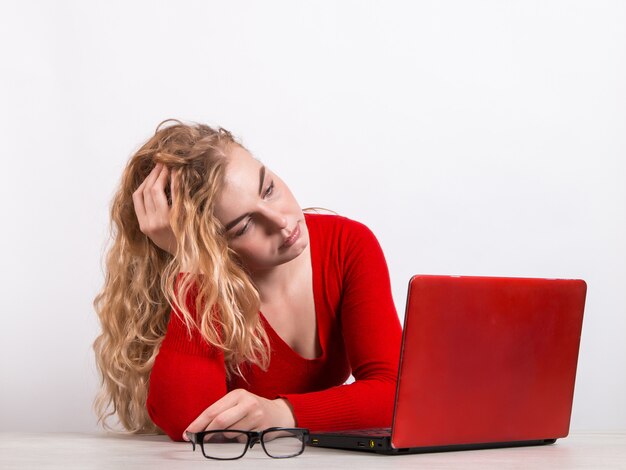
[132,162,179,255]
[182,389,296,441]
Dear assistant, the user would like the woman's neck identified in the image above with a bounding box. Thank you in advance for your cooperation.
[250,244,310,303]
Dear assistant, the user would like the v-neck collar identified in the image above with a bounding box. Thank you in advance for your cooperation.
[258,213,325,362]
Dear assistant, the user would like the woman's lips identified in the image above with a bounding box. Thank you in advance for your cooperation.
[281,222,301,248]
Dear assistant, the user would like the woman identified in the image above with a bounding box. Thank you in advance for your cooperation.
[93,119,402,442]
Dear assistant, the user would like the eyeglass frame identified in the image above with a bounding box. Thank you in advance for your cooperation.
[185,427,310,460]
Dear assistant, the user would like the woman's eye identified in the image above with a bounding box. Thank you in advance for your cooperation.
[232,181,274,238]
[235,219,251,238]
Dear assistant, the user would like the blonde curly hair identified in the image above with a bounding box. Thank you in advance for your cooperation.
[92,119,270,434]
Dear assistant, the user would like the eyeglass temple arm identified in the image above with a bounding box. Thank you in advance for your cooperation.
[185,432,197,451]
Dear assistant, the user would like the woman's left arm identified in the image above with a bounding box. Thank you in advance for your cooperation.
[278,219,402,431]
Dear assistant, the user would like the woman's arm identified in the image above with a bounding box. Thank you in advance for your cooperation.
[145,277,228,441]
[278,219,403,431]
[146,275,295,441]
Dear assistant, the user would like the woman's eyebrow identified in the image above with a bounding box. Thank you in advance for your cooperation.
[224,214,247,232]
[258,165,266,196]
[224,165,266,231]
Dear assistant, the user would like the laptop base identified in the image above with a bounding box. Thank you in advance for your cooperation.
[308,433,558,455]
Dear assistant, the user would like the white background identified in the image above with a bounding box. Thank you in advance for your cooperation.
[0,0,624,433]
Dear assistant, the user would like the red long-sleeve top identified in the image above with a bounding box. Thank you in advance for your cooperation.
[146,213,402,441]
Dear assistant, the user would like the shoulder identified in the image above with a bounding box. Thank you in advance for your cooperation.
[305,211,375,236]
[304,212,381,252]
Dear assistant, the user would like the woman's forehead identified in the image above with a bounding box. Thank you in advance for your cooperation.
[214,145,265,223]
[222,145,264,190]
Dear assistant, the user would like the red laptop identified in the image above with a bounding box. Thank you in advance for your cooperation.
[308,275,587,454]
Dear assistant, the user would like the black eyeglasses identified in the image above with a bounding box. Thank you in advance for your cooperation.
[185,427,309,460]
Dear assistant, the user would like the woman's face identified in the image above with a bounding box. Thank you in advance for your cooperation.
[213,144,309,273]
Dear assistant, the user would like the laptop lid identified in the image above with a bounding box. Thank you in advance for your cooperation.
[391,275,586,449]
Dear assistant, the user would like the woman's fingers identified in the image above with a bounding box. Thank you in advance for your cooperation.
[182,389,269,441]
[170,168,179,207]
[204,405,250,434]
[131,187,146,225]
[142,163,164,215]
[219,414,262,440]
[184,391,241,438]
[133,163,160,222]
[181,390,294,444]
[152,164,171,214]
[132,165,157,228]
[131,163,180,255]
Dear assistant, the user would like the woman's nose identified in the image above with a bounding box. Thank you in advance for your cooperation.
[263,207,287,230]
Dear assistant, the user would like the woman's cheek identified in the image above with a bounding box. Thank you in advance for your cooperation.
[235,241,266,266]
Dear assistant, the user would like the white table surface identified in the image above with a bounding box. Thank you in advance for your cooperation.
[1,432,625,470]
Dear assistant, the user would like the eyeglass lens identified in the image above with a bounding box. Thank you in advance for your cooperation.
[200,431,248,459]
[262,429,306,458]
[199,429,305,459]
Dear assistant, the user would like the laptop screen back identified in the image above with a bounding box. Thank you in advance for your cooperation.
[392,275,586,449]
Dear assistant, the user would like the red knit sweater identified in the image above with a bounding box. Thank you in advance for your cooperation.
[146,213,402,441]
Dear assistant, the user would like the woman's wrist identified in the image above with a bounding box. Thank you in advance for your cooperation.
[273,398,296,428]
